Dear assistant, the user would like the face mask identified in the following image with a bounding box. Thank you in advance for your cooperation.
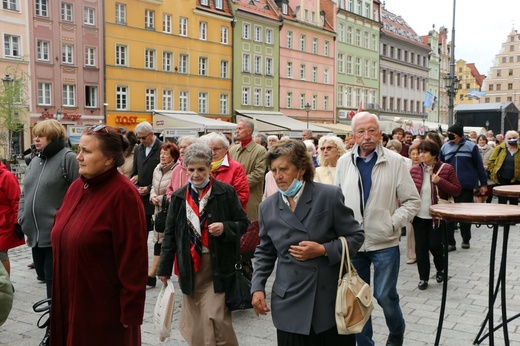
[278,178,303,197]
[508,139,518,146]
[189,177,210,189]
[447,133,456,141]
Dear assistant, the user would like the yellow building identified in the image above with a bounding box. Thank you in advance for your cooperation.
[104,0,234,131]
[455,59,486,105]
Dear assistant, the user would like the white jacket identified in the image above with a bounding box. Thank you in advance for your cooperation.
[334,143,420,251]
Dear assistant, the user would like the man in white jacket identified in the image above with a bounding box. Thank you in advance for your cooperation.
[335,112,420,346]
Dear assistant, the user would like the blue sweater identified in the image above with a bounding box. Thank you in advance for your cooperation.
[439,138,487,190]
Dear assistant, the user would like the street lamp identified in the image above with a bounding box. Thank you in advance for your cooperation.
[305,102,311,129]
[2,74,14,159]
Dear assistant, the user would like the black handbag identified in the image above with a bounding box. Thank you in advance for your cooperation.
[224,226,253,311]
[154,196,169,233]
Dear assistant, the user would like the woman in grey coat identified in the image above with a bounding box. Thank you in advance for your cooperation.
[18,119,79,298]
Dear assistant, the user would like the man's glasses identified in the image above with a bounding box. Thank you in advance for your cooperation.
[320,146,337,151]
[137,133,151,140]
[90,124,108,133]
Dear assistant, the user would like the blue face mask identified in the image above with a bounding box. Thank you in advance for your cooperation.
[189,177,210,189]
[278,178,303,197]
[508,139,518,146]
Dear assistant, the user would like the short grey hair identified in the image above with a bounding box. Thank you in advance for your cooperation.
[254,133,268,146]
[239,119,255,132]
[200,132,229,149]
[386,139,402,153]
[267,135,278,143]
[351,112,380,131]
[135,121,153,134]
[178,135,200,147]
[183,143,213,167]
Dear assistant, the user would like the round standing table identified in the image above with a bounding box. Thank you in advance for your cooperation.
[429,202,520,346]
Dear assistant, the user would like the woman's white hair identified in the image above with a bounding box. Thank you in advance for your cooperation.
[317,135,347,166]
[200,132,229,148]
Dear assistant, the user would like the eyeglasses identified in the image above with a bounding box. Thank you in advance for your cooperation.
[506,138,518,140]
[320,146,337,151]
[355,128,378,138]
[211,147,224,152]
[137,133,151,140]
[90,124,108,133]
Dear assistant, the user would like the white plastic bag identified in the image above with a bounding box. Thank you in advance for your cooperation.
[154,282,175,342]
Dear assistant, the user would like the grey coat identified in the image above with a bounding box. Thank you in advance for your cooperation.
[251,182,364,335]
[18,148,79,248]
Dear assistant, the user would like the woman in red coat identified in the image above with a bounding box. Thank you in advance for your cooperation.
[409,139,461,291]
[50,125,148,346]
[201,132,250,211]
[0,162,24,286]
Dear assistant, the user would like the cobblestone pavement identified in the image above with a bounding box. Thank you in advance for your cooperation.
[2,220,520,345]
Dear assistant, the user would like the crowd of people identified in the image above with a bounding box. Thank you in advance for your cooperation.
[0,115,518,345]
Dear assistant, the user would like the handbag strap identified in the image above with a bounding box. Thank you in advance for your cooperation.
[234,221,242,267]
[434,163,446,200]
[338,236,354,281]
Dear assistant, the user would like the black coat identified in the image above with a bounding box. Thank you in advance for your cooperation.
[157,179,250,296]
[131,138,163,215]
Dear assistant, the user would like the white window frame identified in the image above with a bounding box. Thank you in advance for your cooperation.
[38,82,51,106]
[221,26,228,44]
[115,44,127,66]
[242,53,251,73]
[62,44,74,64]
[85,85,98,108]
[179,54,188,74]
[324,69,329,84]
[85,47,95,66]
[145,9,154,29]
[253,88,262,106]
[179,17,188,36]
[312,95,317,110]
[145,88,156,111]
[199,22,207,40]
[201,0,209,5]
[242,87,250,105]
[35,0,48,16]
[242,23,251,40]
[312,66,318,82]
[215,0,223,9]
[265,28,273,44]
[198,92,208,114]
[220,60,229,78]
[84,7,95,25]
[265,89,273,107]
[62,84,76,107]
[198,57,208,76]
[300,64,306,80]
[312,38,318,54]
[337,85,344,107]
[116,85,128,110]
[254,25,262,42]
[287,61,293,78]
[145,49,156,69]
[37,40,49,61]
[346,55,352,74]
[287,92,293,108]
[219,94,228,115]
[299,93,305,109]
[254,55,262,74]
[162,51,172,71]
[115,3,126,23]
[265,57,273,76]
[300,35,306,51]
[324,41,329,56]
[61,3,73,21]
[286,31,293,49]
[4,34,21,57]
[162,89,173,110]
[324,96,329,111]
[338,53,344,73]
[179,91,189,111]
[163,13,172,33]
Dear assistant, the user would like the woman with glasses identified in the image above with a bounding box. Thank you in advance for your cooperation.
[157,143,249,346]
[313,135,347,185]
[146,142,180,288]
[487,130,520,205]
[50,125,148,345]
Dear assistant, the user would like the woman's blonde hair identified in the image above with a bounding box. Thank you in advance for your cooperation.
[32,119,67,142]
[317,135,347,166]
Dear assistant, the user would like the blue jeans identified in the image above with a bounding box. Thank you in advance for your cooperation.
[351,246,405,346]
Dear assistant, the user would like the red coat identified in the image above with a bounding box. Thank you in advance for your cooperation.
[212,155,250,211]
[0,163,24,251]
[50,168,148,346]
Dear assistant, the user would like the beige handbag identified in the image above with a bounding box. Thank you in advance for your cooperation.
[335,236,374,335]
[435,163,455,204]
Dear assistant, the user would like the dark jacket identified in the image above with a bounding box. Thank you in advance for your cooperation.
[131,137,163,215]
[157,179,250,296]
[439,137,487,190]
[409,160,462,225]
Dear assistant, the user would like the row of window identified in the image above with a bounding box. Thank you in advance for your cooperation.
[286,32,330,56]
[381,96,425,114]
[336,86,377,108]
[337,24,378,51]
[285,62,330,83]
[35,40,97,66]
[382,44,428,67]
[37,83,97,108]
[242,23,275,44]
[337,53,378,79]
[337,0,372,19]
[381,70,427,91]
[241,88,274,107]
[34,0,96,25]
[241,54,275,75]
[492,67,517,77]
[487,82,514,91]
[285,93,330,111]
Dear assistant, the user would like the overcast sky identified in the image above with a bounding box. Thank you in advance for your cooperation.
[385,0,520,77]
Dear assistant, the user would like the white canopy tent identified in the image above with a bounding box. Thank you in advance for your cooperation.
[152,110,236,135]
[235,110,332,134]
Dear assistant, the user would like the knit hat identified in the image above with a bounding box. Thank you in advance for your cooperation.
[448,124,464,138]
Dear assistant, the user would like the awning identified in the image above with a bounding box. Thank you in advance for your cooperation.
[152,110,236,133]
[317,123,352,135]
[235,110,332,134]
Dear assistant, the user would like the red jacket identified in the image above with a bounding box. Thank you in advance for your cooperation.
[0,163,24,251]
[212,155,250,211]
[409,160,462,225]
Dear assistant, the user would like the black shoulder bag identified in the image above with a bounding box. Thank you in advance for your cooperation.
[224,224,253,311]
[154,196,169,233]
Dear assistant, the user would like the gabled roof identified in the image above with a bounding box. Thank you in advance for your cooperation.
[233,0,280,21]
[380,7,430,49]
[196,0,233,17]
[466,63,486,86]
[269,0,334,33]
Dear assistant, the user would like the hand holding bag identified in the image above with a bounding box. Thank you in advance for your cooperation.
[224,224,253,311]
[154,281,175,342]
[240,220,260,254]
[154,196,169,233]
[336,236,374,335]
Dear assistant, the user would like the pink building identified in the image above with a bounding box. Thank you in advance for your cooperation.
[29,0,104,133]
[277,0,336,123]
